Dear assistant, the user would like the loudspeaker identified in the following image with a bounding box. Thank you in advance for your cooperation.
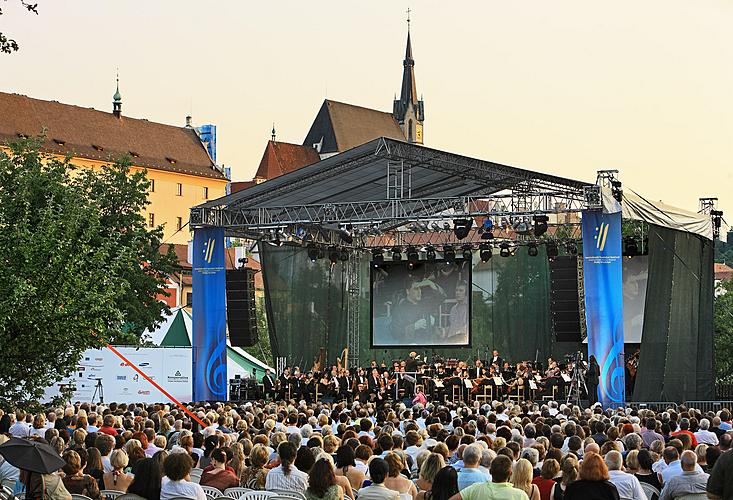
[226,269,258,347]
[549,256,582,342]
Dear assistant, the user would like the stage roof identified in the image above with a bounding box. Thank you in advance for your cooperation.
[200,137,590,212]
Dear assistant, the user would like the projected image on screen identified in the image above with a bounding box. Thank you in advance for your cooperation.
[371,260,471,347]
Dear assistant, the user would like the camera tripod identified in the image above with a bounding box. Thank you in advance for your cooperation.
[566,354,587,408]
[91,378,104,404]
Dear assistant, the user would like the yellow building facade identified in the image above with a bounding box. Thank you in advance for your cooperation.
[0,90,228,244]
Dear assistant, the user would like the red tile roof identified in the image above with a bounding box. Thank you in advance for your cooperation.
[231,181,257,193]
[0,91,226,180]
[254,140,320,180]
[715,263,733,281]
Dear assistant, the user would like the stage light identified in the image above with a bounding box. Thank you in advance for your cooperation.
[371,248,384,265]
[328,246,340,264]
[443,221,451,231]
[307,244,322,262]
[546,241,559,260]
[391,246,402,261]
[407,246,420,264]
[479,243,492,262]
[430,222,441,231]
[611,179,623,203]
[338,224,353,244]
[339,248,349,261]
[453,219,472,240]
[443,245,456,262]
[425,246,437,261]
[461,244,473,260]
[527,242,539,257]
[499,242,512,258]
[624,237,639,258]
[566,241,578,256]
[482,218,494,231]
[533,215,549,237]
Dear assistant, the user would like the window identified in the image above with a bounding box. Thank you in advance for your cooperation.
[203,186,209,199]
[149,213,155,228]
[186,292,193,307]
[176,183,182,196]
[177,217,183,231]
[150,179,155,192]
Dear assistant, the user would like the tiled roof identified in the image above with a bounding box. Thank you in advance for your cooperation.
[0,91,226,180]
[715,263,733,281]
[231,181,257,194]
[254,140,320,180]
[303,99,405,154]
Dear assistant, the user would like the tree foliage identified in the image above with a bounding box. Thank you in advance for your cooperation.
[0,138,177,408]
[714,279,733,383]
[0,1,38,54]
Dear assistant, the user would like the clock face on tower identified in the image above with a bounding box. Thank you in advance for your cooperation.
[415,123,423,144]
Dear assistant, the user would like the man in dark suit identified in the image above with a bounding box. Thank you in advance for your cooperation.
[262,368,276,400]
[490,350,503,369]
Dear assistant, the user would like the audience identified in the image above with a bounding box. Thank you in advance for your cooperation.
[306,457,344,500]
[563,453,619,500]
[266,441,309,491]
[358,458,400,500]
[160,452,206,500]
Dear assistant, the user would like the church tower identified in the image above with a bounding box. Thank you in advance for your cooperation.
[392,17,424,144]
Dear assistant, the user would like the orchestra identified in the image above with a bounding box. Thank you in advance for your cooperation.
[229,349,611,405]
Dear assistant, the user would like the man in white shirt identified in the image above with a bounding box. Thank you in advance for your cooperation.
[357,458,399,500]
[660,446,704,484]
[605,450,646,500]
[8,411,30,438]
[694,418,719,446]
[659,451,709,500]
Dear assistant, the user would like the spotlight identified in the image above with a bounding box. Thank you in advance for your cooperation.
[328,246,340,264]
[391,246,402,261]
[443,221,451,231]
[482,218,494,231]
[430,222,441,231]
[527,242,539,257]
[339,248,349,261]
[338,224,353,244]
[611,179,623,203]
[407,246,420,264]
[425,246,437,261]
[371,248,384,265]
[533,215,549,237]
[453,219,473,240]
[307,244,322,262]
[499,242,512,258]
[624,237,639,258]
[443,245,456,262]
[461,244,473,260]
[479,243,492,262]
[566,241,578,256]
[546,241,559,259]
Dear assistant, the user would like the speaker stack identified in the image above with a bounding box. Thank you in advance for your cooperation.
[549,256,583,342]
[225,268,259,347]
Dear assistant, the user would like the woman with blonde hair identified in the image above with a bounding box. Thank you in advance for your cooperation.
[384,452,417,499]
[512,458,540,500]
[229,442,246,478]
[415,452,444,498]
[102,449,133,492]
[30,413,47,437]
[240,444,270,490]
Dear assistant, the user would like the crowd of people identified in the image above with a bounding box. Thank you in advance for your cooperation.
[2,397,733,500]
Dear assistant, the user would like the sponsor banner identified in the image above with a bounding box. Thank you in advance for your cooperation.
[192,228,228,401]
[582,210,626,408]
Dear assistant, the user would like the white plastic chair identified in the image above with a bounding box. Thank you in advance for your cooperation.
[639,482,660,500]
[101,490,125,500]
[242,492,278,500]
[673,494,707,500]
[116,494,147,500]
[270,491,306,500]
[201,486,224,500]
[223,488,252,499]
[71,495,94,500]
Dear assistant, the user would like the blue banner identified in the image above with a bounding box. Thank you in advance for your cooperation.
[192,227,227,401]
[582,210,625,407]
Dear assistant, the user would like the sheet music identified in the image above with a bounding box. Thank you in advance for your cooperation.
[434,380,444,388]
[464,379,473,389]
[561,373,572,383]
[493,377,503,386]
[529,380,538,390]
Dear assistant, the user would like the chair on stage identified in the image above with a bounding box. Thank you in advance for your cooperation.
[452,384,464,403]
[508,384,524,402]
[314,383,321,403]
[474,384,493,404]
[542,385,559,401]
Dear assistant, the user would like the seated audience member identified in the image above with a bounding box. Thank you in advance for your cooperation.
[449,455,527,500]
[305,457,345,500]
[240,443,270,490]
[266,441,309,491]
[383,452,417,499]
[199,448,238,492]
[532,458,559,500]
[511,458,540,500]
[658,450,708,500]
[61,450,101,500]
[415,453,446,499]
[127,458,163,500]
[102,449,133,492]
[335,444,367,491]
[604,450,645,500]
[456,443,490,492]
[160,452,207,500]
[358,458,400,500]
[422,466,458,500]
[562,453,619,500]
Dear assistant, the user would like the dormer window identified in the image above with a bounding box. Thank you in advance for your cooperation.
[92,144,104,151]
[129,151,140,158]
[166,157,177,164]
[16,132,27,139]
[53,138,66,146]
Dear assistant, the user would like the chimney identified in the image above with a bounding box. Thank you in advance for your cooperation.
[185,115,193,128]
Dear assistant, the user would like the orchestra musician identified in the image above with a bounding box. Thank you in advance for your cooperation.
[490,350,503,369]
[262,369,276,400]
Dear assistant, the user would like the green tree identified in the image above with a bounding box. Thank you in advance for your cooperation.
[0,138,175,408]
[0,1,38,53]
[714,279,733,383]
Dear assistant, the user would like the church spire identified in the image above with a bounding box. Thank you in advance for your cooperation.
[112,70,122,118]
[393,9,424,144]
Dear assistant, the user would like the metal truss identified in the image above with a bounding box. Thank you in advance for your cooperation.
[346,259,360,368]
